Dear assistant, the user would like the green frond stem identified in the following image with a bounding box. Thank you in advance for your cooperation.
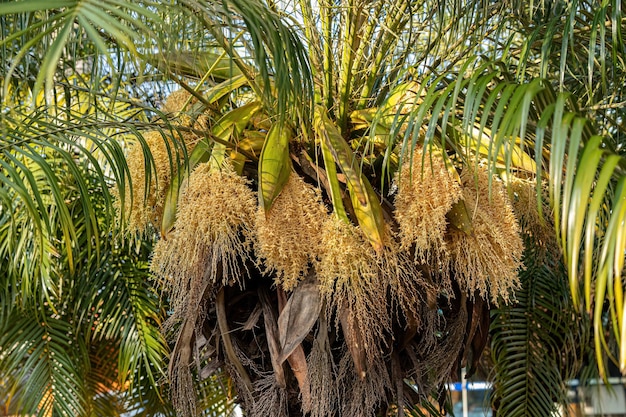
[349,0,387,103]
[296,0,323,80]
[356,0,410,105]
[321,0,335,110]
[337,0,362,132]
[191,11,263,96]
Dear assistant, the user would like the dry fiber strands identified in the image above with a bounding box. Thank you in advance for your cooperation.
[448,166,524,304]
[395,146,462,262]
[151,162,257,323]
[306,321,336,417]
[317,217,427,364]
[317,217,388,360]
[256,173,327,291]
[121,130,196,235]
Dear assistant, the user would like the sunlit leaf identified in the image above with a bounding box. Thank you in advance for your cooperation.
[258,121,292,212]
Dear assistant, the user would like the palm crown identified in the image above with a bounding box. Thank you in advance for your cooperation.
[1,0,625,416]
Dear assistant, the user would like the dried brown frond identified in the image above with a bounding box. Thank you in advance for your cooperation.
[151,162,257,325]
[395,147,462,263]
[448,167,524,304]
[117,130,197,235]
[255,174,326,291]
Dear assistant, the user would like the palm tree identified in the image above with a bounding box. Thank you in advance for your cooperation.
[0,79,174,415]
[1,1,624,416]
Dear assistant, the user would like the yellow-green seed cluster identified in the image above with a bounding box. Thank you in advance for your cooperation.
[395,147,462,262]
[448,167,524,304]
[255,174,327,291]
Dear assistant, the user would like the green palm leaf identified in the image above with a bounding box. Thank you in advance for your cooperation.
[491,227,586,417]
[0,308,87,416]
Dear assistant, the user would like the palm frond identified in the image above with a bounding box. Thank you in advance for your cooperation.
[196,371,239,417]
[180,0,314,123]
[395,64,626,374]
[490,222,587,416]
[0,307,87,416]
[2,0,625,415]
[0,100,138,287]
[0,0,164,101]
[0,109,172,415]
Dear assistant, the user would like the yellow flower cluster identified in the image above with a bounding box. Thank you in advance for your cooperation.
[395,147,462,262]
[394,149,523,305]
[151,162,257,320]
[255,174,327,291]
[448,167,524,304]
[161,88,209,130]
[317,217,388,358]
[509,177,557,258]
[120,130,196,235]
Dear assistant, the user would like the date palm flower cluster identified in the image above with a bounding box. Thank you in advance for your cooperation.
[121,83,525,416]
[117,90,202,236]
